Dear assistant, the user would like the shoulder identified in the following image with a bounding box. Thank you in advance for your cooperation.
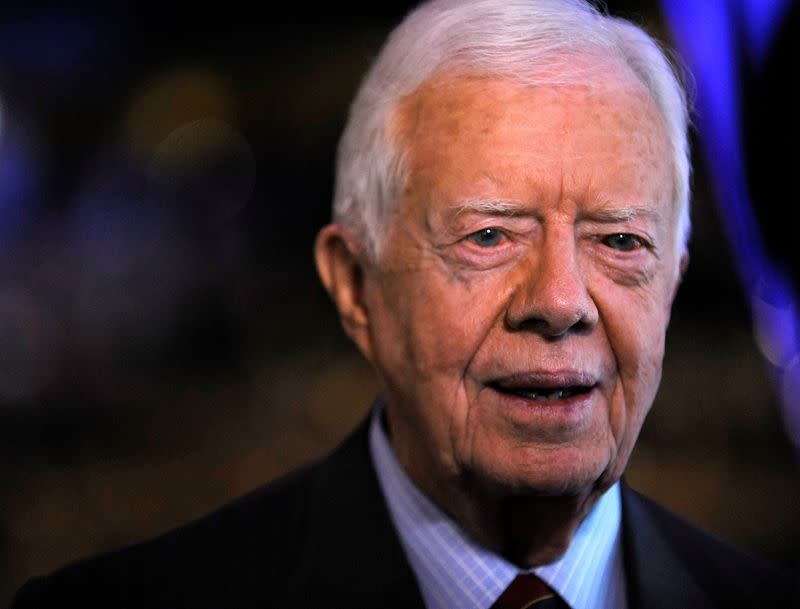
[9,415,405,609]
[10,461,320,609]
[622,484,798,607]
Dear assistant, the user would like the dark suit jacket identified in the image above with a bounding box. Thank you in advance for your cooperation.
[10,416,796,608]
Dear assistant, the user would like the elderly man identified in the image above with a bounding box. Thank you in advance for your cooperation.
[11,1,795,608]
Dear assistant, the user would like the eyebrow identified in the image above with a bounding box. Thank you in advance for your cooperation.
[451,200,662,222]
[581,205,663,224]
[451,198,531,217]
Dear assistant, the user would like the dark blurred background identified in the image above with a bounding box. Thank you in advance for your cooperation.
[1,1,798,603]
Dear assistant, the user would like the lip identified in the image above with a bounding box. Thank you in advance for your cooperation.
[489,370,599,391]
[485,369,600,427]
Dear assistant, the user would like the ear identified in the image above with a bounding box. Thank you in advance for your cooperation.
[665,251,689,324]
[673,251,689,302]
[314,224,375,361]
[679,251,689,277]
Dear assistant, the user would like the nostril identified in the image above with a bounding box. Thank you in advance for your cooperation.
[506,303,596,337]
[509,316,587,338]
[505,264,598,334]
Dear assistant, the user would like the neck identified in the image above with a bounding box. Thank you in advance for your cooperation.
[439,477,599,567]
[388,433,601,567]
[382,406,604,567]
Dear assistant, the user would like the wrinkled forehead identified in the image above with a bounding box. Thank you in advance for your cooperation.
[390,63,673,192]
[391,55,661,150]
[384,62,680,262]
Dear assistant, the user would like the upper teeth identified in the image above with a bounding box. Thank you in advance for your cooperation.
[513,387,573,401]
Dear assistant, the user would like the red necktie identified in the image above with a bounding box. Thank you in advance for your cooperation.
[489,573,570,609]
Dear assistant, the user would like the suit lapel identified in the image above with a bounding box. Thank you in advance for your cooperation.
[288,415,427,608]
[287,417,723,609]
[620,482,716,609]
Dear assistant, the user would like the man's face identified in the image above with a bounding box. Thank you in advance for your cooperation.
[359,70,683,500]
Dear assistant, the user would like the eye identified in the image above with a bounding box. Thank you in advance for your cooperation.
[467,227,504,247]
[602,233,644,252]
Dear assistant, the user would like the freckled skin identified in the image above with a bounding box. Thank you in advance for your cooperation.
[317,66,685,566]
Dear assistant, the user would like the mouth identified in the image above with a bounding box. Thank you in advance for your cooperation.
[489,384,594,401]
[488,371,598,403]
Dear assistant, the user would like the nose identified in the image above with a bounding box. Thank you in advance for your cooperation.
[505,232,599,337]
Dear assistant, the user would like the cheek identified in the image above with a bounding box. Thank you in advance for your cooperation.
[600,287,669,426]
[408,272,508,369]
[619,321,665,409]
[368,270,511,474]
[368,270,500,394]
[596,292,669,486]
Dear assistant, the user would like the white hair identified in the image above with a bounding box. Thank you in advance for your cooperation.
[333,0,691,260]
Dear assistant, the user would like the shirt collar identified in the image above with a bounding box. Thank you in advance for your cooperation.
[369,405,627,609]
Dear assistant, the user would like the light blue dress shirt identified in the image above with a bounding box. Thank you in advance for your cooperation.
[369,408,628,609]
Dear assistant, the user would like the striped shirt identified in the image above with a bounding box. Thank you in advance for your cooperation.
[369,407,628,609]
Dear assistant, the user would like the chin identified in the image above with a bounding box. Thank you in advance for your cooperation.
[469,445,613,499]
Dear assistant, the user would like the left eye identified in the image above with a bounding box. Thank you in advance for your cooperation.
[602,233,644,252]
[467,227,504,247]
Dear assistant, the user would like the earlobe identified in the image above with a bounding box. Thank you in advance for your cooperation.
[314,224,374,360]
[665,252,690,323]
[679,252,689,279]
[673,251,689,302]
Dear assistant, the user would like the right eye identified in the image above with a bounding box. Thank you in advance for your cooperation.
[601,232,646,252]
[467,227,505,248]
